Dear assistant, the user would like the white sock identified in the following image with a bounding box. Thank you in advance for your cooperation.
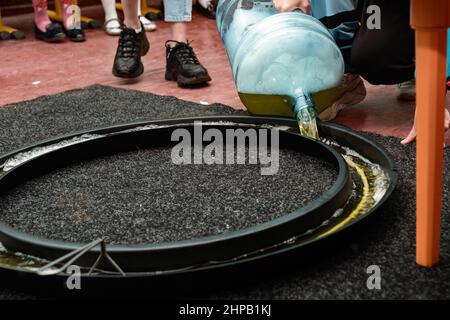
[138,0,142,16]
[101,0,119,22]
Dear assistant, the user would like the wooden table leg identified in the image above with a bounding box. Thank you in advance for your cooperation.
[415,29,447,266]
[412,0,449,267]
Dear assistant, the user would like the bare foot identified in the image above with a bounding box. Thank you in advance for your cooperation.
[401,108,450,145]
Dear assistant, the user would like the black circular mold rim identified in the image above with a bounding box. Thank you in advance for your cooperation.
[0,119,351,270]
[0,116,398,292]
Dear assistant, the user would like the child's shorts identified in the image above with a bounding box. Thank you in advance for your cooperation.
[164,0,192,22]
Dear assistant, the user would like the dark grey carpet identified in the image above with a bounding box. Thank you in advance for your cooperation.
[0,85,449,299]
[0,147,337,244]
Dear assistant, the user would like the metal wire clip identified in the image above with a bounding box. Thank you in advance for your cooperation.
[36,238,126,277]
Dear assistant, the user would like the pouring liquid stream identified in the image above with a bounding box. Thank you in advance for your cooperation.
[296,107,320,140]
[236,91,321,140]
[294,90,320,140]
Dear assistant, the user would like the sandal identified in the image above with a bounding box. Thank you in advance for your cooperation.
[139,16,157,32]
[104,18,121,36]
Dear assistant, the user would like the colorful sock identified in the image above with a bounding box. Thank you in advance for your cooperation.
[60,0,80,30]
[32,0,52,32]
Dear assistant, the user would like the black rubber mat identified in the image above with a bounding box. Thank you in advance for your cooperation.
[0,85,449,299]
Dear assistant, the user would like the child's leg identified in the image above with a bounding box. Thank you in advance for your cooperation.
[164,0,191,43]
[102,0,121,35]
[32,0,52,32]
[163,0,211,86]
[59,0,80,30]
[102,0,119,23]
[170,23,187,43]
[138,0,157,31]
[122,0,141,30]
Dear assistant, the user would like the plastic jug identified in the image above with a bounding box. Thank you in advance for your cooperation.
[217,0,345,138]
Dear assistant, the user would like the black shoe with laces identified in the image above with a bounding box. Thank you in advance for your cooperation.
[112,24,150,78]
[165,40,212,87]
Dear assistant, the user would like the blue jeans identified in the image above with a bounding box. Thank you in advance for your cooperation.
[164,0,192,22]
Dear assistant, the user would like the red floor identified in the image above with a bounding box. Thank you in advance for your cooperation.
[1,5,450,144]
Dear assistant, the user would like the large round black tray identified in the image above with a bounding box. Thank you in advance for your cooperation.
[0,116,397,297]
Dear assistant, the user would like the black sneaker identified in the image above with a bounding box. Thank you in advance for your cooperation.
[165,41,211,87]
[112,24,150,78]
[35,23,65,42]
